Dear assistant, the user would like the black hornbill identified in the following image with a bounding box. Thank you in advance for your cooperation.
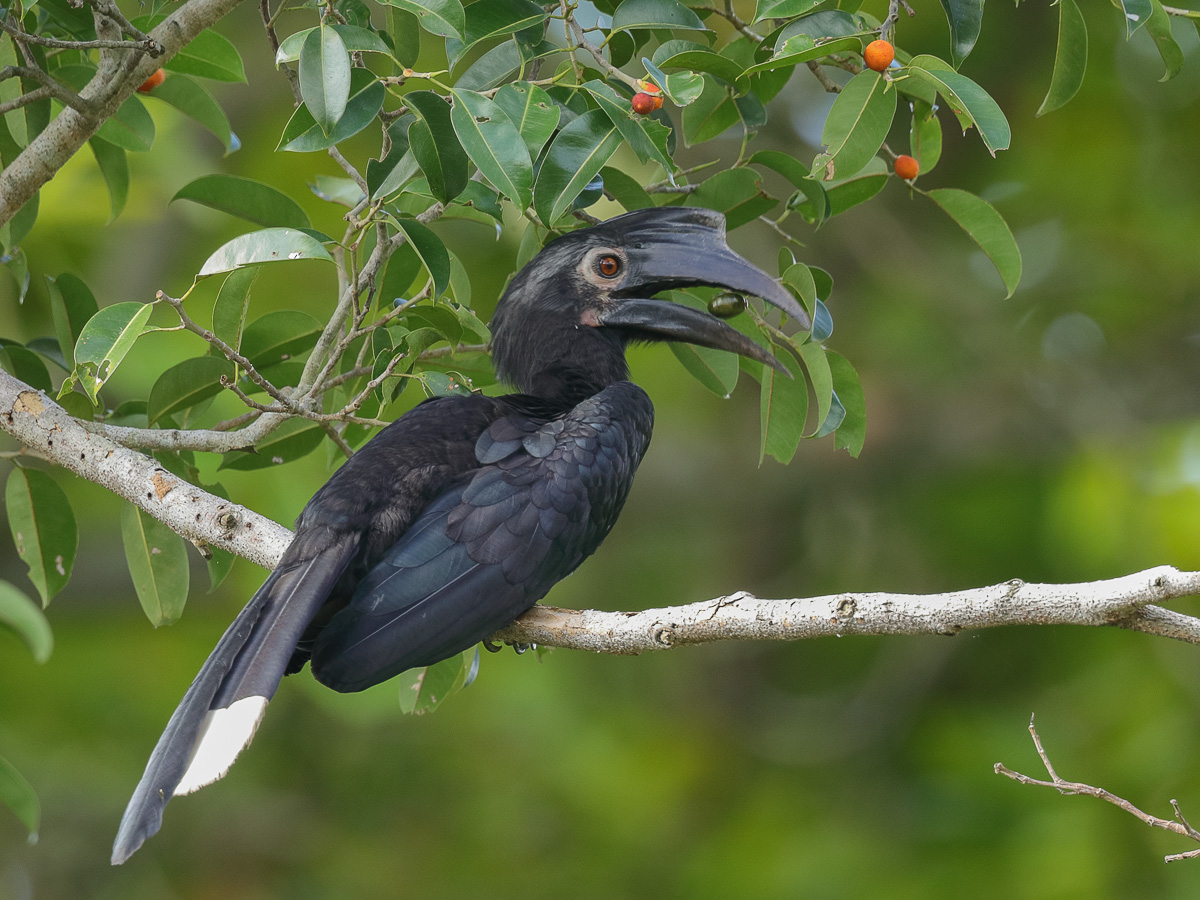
[111,207,809,864]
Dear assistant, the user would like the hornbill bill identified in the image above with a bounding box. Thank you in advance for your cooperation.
[111,207,809,864]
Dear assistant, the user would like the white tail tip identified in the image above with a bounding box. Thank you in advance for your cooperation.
[174,696,268,796]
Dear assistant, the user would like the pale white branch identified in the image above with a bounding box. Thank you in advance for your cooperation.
[1,371,290,569]
[4,369,1200,653]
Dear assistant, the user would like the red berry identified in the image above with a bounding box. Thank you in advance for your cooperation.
[863,40,895,73]
[631,92,656,115]
[894,154,919,180]
[137,69,165,93]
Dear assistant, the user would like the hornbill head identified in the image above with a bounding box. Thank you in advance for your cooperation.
[490,207,809,393]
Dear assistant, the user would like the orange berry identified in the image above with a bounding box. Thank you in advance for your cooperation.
[636,79,662,94]
[137,69,165,92]
[631,92,656,115]
[894,154,919,180]
[863,39,895,73]
[650,94,663,110]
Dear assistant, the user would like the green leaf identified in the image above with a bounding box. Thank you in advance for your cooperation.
[0,344,51,392]
[754,0,822,21]
[146,72,233,153]
[25,338,67,372]
[600,165,653,211]
[670,342,739,396]
[198,228,334,276]
[681,74,739,145]
[450,89,533,210]
[1145,0,1183,81]
[824,170,887,217]
[612,0,706,31]
[299,24,351,135]
[533,109,622,225]
[1120,0,1153,37]
[938,0,984,67]
[173,175,310,228]
[280,67,385,152]
[68,301,154,403]
[738,35,861,84]
[642,57,703,108]
[454,38,524,92]
[759,354,807,465]
[276,24,390,63]
[398,649,476,714]
[311,175,365,207]
[455,0,546,54]
[218,417,325,470]
[910,101,943,172]
[690,168,777,230]
[212,265,260,355]
[379,0,465,41]
[776,10,866,42]
[1037,0,1087,115]
[654,45,744,83]
[926,187,1022,297]
[95,94,154,153]
[121,502,189,627]
[583,80,674,172]
[240,310,324,369]
[403,304,463,345]
[393,218,451,297]
[147,356,234,426]
[813,70,896,181]
[406,90,469,203]
[157,22,247,82]
[826,350,865,456]
[0,579,53,663]
[0,754,39,838]
[5,468,77,607]
[492,82,560,158]
[88,137,128,221]
[749,150,830,225]
[799,341,832,436]
[907,56,1010,156]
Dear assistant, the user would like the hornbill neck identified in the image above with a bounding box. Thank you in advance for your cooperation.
[492,311,632,406]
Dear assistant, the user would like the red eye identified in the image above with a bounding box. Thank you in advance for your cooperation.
[596,254,621,278]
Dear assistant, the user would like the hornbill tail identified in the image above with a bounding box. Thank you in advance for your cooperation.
[111,539,356,865]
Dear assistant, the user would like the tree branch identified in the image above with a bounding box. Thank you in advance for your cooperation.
[5,370,1200,652]
[996,716,1200,863]
[1,371,290,569]
[0,0,246,227]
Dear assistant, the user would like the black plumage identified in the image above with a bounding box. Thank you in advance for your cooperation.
[111,207,809,864]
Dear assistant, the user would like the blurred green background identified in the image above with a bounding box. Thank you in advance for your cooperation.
[4,1,1200,897]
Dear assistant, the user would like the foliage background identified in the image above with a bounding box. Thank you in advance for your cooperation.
[3,0,1200,896]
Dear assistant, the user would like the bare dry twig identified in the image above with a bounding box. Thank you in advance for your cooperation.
[996,716,1200,863]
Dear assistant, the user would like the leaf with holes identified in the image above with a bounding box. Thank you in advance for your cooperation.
[533,109,621,225]
[450,89,532,209]
[198,228,333,276]
[5,469,76,608]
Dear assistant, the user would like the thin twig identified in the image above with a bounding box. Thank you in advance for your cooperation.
[0,65,93,113]
[0,17,160,55]
[0,85,50,117]
[564,9,640,90]
[996,716,1200,863]
[806,60,841,94]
